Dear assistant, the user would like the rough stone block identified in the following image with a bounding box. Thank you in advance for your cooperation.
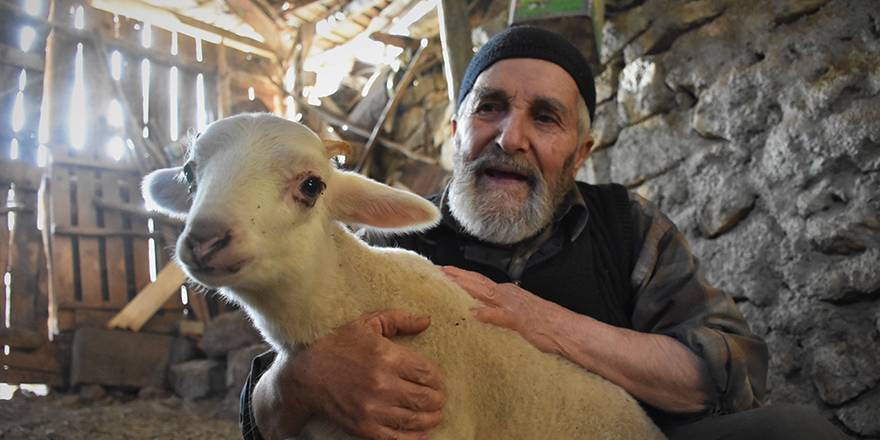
[168,336,200,366]
[70,327,174,389]
[169,359,226,400]
[198,310,262,357]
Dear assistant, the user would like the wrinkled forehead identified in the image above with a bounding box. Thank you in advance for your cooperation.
[471,58,579,109]
[187,115,326,166]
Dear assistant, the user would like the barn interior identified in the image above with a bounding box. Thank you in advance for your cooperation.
[0,0,878,438]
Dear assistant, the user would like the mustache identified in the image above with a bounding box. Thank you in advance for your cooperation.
[460,144,540,185]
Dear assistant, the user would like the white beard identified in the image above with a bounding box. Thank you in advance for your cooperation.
[448,143,572,245]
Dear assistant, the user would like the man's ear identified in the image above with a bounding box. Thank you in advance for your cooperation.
[573,135,593,176]
[142,167,191,219]
[326,171,440,232]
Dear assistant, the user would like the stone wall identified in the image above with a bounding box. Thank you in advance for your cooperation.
[579,0,880,437]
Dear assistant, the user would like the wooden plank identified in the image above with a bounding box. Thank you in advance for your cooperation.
[56,307,181,333]
[0,160,45,190]
[2,351,61,373]
[0,327,45,349]
[72,168,104,307]
[0,42,44,72]
[0,184,8,329]
[99,174,134,308]
[107,261,185,331]
[438,0,469,105]
[52,225,160,238]
[94,198,161,222]
[49,167,77,307]
[51,153,141,173]
[216,43,231,119]
[7,188,41,327]
[39,175,59,334]
[146,60,171,150]
[122,176,152,299]
[0,62,20,143]
[75,40,111,308]
[0,368,64,386]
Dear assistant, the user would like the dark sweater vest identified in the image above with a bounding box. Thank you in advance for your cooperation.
[397,182,635,328]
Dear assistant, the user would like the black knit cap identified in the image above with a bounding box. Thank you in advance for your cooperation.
[457,25,596,120]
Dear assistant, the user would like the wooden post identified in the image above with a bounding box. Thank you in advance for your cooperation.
[216,44,232,119]
[356,40,431,173]
[437,0,472,107]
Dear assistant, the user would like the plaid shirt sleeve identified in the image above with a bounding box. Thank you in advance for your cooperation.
[628,192,769,414]
[240,350,276,440]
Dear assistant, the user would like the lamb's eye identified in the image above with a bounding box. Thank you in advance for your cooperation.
[300,176,325,199]
[182,162,197,194]
[182,162,196,184]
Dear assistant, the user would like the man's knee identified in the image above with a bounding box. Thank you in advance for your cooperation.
[665,404,844,440]
[739,404,843,440]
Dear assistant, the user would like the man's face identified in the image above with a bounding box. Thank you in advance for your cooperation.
[448,58,592,244]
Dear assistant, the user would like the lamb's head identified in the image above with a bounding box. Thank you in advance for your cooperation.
[142,113,440,293]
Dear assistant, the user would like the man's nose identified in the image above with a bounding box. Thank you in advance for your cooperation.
[496,112,529,154]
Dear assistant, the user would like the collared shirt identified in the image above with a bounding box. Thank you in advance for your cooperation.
[240,183,769,438]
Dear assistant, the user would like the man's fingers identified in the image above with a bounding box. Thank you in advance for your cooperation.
[471,307,513,328]
[381,407,444,431]
[442,266,500,305]
[368,309,432,337]
[397,354,445,392]
[393,379,446,412]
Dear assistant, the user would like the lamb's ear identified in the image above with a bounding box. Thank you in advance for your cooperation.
[327,171,440,232]
[142,167,191,219]
[322,139,352,159]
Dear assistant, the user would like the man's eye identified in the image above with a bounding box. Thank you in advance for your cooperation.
[535,113,558,124]
[475,102,501,114]
[299,176,326,199]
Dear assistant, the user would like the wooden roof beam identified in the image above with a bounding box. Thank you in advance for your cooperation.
[224,0,290,57]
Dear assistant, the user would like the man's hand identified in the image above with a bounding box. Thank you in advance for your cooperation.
[442,266,572,355]
[254,309,446,440]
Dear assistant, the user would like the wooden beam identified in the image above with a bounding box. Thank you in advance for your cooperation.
[93,198,183,225]
[107,262,187,332]
[88,0,277,60]
[224,0,286,56]
[0,369,64,386]
[0,160,44,190]
[294,96,437,165]
[438,0,472,106]
[50,156,140,173]
[217,44,232,119]
[0,43,45,71]
[287,0,321,10]
[0,327,45,349]
[52,225,161,238]
[357,40,431,171]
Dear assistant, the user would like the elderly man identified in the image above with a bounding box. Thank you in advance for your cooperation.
[240,26,842,440]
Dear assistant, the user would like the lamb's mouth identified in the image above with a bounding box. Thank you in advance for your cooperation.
[187,258,252,278]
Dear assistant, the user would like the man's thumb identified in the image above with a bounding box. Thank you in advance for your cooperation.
[373,309,431,338]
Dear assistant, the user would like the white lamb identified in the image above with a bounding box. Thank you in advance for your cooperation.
[143,113,665,439]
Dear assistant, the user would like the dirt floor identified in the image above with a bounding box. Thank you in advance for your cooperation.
[0,388,240,439]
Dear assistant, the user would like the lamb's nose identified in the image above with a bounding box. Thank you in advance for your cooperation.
[185,220,233,265]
